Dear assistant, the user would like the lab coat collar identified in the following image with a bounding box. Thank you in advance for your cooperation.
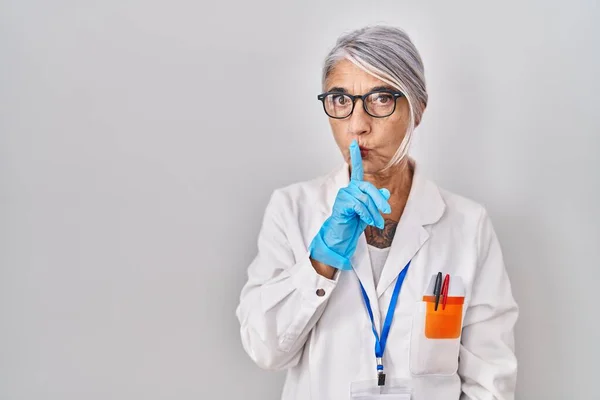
[318,160,446,300]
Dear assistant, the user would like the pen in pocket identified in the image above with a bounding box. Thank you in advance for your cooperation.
[433,272,442,311]
[441,274,450,310]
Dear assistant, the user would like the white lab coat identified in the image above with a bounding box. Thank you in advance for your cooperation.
[236,161,518,400]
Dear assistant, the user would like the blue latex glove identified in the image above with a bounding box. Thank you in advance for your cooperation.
[309,140,392,271]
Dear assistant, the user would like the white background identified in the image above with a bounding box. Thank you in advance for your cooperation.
[1,1,599,399]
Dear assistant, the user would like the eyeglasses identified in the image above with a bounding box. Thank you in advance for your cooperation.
[317,89,405,119]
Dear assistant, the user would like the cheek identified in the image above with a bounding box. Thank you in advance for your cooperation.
[374,116,408,145]
[387,104,411,141]
[328,121,356,162]
[329,120,347,145]
[392,100,411,126]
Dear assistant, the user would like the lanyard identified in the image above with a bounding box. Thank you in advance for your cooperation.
[359,260,411,386]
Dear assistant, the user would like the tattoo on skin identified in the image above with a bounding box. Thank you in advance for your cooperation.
[366,219,398,248]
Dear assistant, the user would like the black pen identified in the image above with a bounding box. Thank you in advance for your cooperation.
[434,272,443,311]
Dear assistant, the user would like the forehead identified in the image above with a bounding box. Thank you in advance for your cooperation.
[325,59,389,92]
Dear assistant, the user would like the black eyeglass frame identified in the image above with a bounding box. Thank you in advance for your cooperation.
[317,89,405,119]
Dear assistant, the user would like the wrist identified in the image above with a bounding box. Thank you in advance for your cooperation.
[309,258,337,280]
[309,230,353,272]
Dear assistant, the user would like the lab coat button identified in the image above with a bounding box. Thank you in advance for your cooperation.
[316,288,326,297]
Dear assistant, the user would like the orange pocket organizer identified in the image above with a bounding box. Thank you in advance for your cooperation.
[422,295,464,339]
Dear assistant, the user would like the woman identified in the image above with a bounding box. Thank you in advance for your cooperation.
[236,25,518,400]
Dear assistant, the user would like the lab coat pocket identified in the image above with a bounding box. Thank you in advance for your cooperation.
[408,300,462,376]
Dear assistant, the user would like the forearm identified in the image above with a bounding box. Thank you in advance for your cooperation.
[237,252,339,370]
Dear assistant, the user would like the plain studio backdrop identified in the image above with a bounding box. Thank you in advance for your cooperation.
[1,0,599,399]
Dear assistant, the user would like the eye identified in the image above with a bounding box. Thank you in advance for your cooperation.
[373,93,393,104]
[332,94,349,106]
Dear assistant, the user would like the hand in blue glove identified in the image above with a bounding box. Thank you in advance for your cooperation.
[309,140,392,271]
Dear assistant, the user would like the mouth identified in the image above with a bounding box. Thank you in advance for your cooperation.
[359,146,369,158]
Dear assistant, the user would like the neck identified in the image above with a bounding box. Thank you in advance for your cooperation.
[363,158,414,200]
[361,158,415,248]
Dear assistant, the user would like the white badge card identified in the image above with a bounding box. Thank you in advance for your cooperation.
[350,378,412,400]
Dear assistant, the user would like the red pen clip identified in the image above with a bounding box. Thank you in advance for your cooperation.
[441,274,450,310]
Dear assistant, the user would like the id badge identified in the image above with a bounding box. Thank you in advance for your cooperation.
[350,378,412,399]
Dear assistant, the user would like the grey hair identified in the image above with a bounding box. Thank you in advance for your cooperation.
[322,25,428,170]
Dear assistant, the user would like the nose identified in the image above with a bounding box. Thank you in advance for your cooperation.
[347,99,371,137]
